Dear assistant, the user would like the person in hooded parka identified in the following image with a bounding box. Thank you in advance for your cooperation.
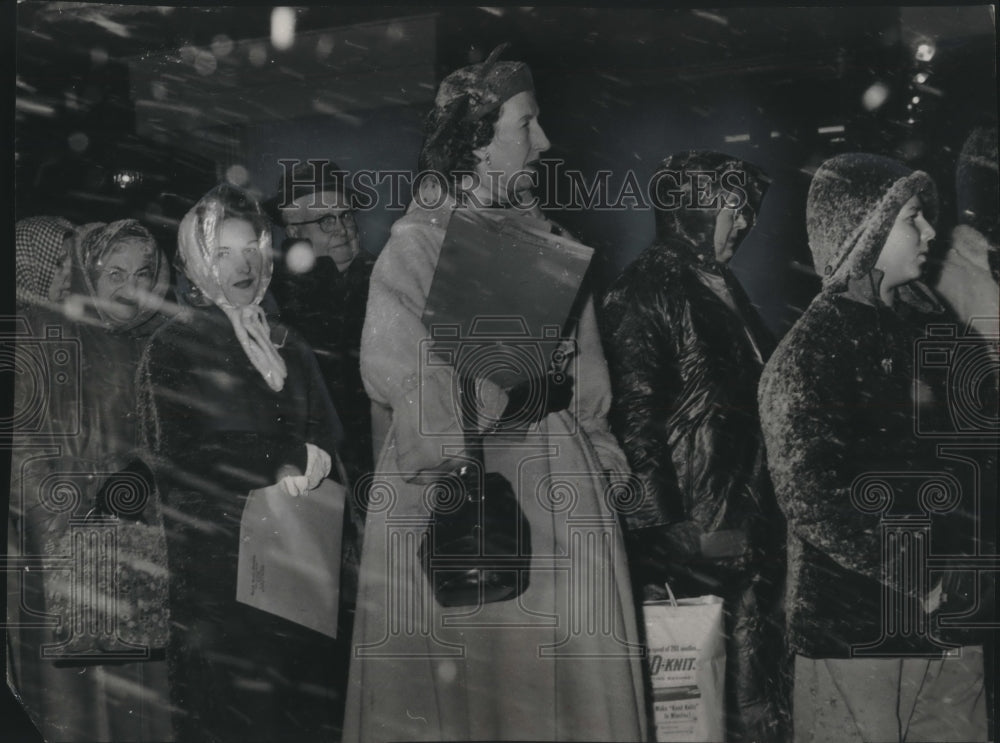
[758,153,989,743]
[600,151,787,743]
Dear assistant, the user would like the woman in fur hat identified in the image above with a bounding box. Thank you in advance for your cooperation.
[342,48,647,742]
[10,219,173,742]
[600,151,787,743]
[137,185,345,742]
[758,153,988,742]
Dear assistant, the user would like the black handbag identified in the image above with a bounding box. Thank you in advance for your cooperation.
[419,462,532,607]
[418,374,532,606]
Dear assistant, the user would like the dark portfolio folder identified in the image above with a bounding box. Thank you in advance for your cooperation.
[421,207,594,390]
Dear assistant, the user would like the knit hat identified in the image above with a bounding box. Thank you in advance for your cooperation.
[15,216,75,307]
[433,44,534,123]
[955,126,999,245]
[806,153,938,291]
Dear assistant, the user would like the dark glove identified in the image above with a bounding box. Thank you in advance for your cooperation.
[94,459,156,522]
[495,371,574,431]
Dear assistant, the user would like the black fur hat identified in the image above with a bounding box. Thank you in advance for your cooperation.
[955,126,999,246]
[806,153,938,292]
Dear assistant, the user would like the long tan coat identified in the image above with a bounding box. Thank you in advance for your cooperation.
[343,191,648,742]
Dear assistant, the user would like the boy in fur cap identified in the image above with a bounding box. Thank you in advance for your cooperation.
[758,153,988,742]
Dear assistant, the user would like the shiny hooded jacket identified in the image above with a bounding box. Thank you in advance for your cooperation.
[600,152,786,742]
[600,152,779,568]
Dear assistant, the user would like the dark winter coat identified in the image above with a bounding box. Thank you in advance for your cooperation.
[601,241,780,563]
[758,274,957,658]
[138,303,344,743]
[757,152,990,663]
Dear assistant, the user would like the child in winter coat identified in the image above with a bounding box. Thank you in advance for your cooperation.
[758,153,989,743]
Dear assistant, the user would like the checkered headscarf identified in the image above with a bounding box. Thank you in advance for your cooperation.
[15,216,75,307]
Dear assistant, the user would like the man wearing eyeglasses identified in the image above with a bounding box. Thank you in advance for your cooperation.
[269,160,375,642]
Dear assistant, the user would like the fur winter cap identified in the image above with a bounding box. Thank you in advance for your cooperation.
[955,126,998,244]
[807,153,938,291]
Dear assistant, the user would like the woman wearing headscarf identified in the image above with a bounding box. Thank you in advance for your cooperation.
[14,215,75,313]
[342,48,647,742]
[599,151,787,742]
[137,184,344,742]
[9,219,173,741]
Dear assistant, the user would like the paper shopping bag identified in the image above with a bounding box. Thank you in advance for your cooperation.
[643,591,726,742]
[236,477,345,639]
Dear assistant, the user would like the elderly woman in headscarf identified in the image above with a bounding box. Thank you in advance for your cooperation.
[9,219,173,742]
[137,184,344,743]
[342,48,647,743]
[14,215,76,314]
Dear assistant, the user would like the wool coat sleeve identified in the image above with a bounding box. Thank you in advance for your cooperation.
[291,327,344,461]
[602,278,687,531]
[758,335,886,583]
[571,295,630,478]
[360,220,508,477]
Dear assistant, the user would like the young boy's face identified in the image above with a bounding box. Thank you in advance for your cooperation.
[875,195,935,291]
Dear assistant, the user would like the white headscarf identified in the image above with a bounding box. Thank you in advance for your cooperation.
[176,184,287,392]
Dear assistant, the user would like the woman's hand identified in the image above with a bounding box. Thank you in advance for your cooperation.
[274,445,329,497]
[280,474,310,497]
[304,443,332,490]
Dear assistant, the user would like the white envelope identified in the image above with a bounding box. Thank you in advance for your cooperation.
[236,477,345,639]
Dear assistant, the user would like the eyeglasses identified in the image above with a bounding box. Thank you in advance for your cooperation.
[285,211,356,233]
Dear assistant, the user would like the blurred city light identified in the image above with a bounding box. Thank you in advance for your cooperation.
[271,7,297,51]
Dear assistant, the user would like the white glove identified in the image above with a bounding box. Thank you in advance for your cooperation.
[304,443,332,490]
[279,475,309,497]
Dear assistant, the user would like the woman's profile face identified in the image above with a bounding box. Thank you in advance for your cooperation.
[712,194,752,263]
[216,218,264,307]
[474,91,551,206]
[94,240,155,325]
